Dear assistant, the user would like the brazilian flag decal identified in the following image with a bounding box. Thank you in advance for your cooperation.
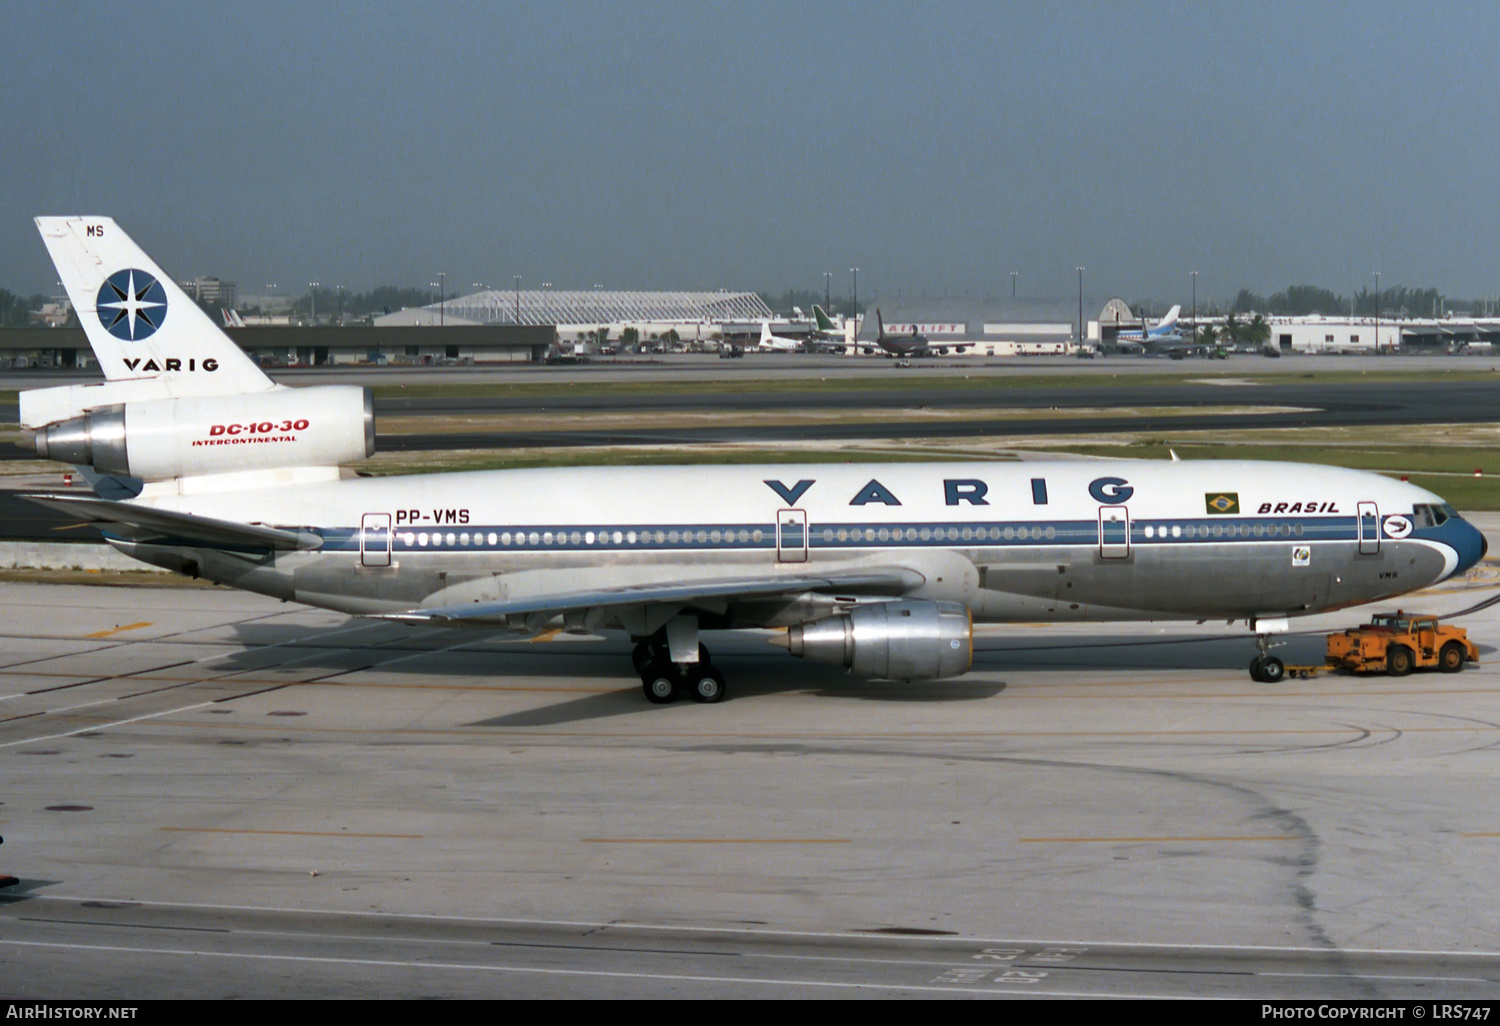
[1205,492,1240,515]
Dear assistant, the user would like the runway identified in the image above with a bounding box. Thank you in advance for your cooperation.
[4,569,1500,998]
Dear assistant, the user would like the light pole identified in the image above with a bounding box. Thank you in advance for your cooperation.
[438,271,446,326]
[1076,267,1085,347]
[514,275,521,325]
[308,281,319,324]
[1190,270,1198,345]
[823,272,831,313]
[850,268,859,337]
[1010,271,1017,299]
[1374,270,1382,353]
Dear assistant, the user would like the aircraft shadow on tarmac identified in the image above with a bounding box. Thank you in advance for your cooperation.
[976,632,1330,671]
[203,620,1442,730]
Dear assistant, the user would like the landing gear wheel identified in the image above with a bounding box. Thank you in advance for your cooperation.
[632,642,656,675]
[1249,655,1266,683]
[1387,646,1415,677]
[1439,641,1466,674]
[641,663,679,704]
[1257,656,1285,683]
[686,664,726,704]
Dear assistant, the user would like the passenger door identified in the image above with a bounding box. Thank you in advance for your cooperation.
[777,508,808,563]
[1357,501,1380,555]
[1098,506,1130,560]
[360,512,392,568]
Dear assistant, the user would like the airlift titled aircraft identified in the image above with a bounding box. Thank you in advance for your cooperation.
[18,217,1489,703]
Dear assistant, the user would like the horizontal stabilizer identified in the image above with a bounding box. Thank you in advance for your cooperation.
[379,567,925,624]
[22,493,322,551]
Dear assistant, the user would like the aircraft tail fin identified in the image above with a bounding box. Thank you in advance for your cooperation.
[812,305,837,332]
[760,321,772,345]
[34,217,273,396]
[1158,304,1181,328]
[876,309,885,338]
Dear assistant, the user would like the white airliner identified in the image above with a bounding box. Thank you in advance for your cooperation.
[18,218,1488,703]
[757,321,802,352]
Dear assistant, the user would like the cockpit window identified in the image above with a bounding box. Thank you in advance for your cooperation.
[1411,503,1453,527]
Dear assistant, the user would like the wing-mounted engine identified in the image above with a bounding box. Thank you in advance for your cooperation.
[776,599,973,680]
[26,385,374,481]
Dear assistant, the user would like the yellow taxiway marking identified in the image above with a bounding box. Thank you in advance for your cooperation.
[1460,832,1500,838]
[159,827,422,839]
[527,629,564,643]
[81,622,152,639]
[582,837,852,845]
[1019,835,1298,844]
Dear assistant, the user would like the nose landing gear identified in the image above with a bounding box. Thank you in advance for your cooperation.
[1249,632,1285,683]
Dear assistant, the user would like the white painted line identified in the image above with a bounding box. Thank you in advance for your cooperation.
[0,702,214,749]
[0,938,1170,998]
[19,895,1500,959]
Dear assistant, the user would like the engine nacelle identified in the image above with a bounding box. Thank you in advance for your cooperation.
[783,600,972,680]
[30,385,374,481]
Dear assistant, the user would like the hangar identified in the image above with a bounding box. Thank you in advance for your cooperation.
[376,288,775,344]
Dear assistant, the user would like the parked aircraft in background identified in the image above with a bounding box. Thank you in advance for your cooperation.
[867,310,971,357]
[18,217,1488,707]
[757,321,802,352]
[812,305,857,352]
[1115,305,1188,352]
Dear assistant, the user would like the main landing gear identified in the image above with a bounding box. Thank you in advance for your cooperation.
[632,639,726,704]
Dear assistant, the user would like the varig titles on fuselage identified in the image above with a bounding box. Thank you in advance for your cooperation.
[759,475,1137,508]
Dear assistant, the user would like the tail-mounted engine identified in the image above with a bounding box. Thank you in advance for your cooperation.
[28,385,374,481]
[780,600,973,680]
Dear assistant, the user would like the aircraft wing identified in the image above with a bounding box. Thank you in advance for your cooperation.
[23,493,324,552]
[380,567,925,625]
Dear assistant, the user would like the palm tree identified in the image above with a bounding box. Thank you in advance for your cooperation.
[1247,314,1271,349]
[1221,313,1243,349]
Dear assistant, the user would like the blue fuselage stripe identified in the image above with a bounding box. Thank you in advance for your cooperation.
[312,515,1387,553]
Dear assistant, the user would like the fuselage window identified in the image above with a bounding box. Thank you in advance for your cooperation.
[752,529,764,543]
[417,533,429,546]
[459,533,469,546]
[1044,526,1056,540]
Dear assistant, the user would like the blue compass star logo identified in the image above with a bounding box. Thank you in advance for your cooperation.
[96,268,168,342]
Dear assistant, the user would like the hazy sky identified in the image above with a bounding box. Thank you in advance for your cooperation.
[4,1,1497,305]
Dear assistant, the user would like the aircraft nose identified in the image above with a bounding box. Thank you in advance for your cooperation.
[1450,517,1488,577]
